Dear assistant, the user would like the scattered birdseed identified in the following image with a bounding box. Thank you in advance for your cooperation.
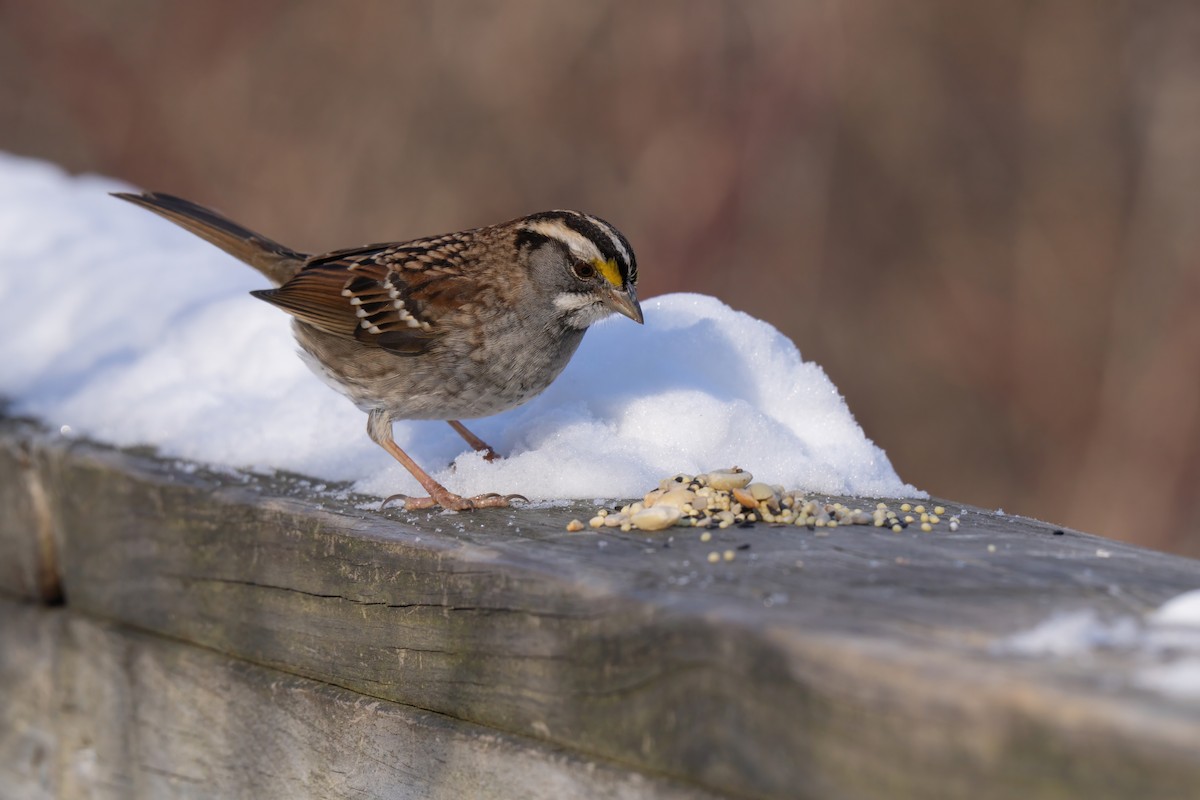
[630,504,682,531]
[705,467,754,491]
[578,469,961,540]
[988,544,997,553]
[565,519,585,532]
[707,551,721,563]
[723,549,736,562]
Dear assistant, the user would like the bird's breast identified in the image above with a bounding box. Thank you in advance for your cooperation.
[291,319,585,421]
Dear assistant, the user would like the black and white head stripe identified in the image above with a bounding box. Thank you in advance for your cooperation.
[518,210,637,287]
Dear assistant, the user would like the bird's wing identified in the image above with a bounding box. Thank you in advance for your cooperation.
[252,235,479,356]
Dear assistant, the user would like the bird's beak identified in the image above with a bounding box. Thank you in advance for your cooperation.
[606,284,644,324]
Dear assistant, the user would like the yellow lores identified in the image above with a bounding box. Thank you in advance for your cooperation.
[594,257,624,289]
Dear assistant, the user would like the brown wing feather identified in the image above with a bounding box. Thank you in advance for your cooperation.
[251,237,477,356]
[251,267,356,334]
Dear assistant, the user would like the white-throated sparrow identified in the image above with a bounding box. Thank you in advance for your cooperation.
[113,192,642,510]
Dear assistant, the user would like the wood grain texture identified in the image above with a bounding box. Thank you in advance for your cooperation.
[0,600,720,800]
[0,420,61,602]
[0,602,59,799]
[3,417,1200,798]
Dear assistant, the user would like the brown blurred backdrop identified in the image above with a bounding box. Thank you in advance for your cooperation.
[2,1,1198,555]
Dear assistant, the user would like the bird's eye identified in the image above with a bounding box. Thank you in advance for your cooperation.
[572,260,596,280]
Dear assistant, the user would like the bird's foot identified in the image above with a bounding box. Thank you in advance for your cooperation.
[447,420,502,462]
[380,491,528,512]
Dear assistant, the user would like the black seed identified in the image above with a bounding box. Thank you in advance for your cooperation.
[1052,529,1064,536]
[737,543,751,550]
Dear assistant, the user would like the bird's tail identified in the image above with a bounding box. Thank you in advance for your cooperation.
[112,192,308,286]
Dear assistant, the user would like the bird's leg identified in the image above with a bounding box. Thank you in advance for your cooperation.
[368,410,522,511]
[446,420,501,462]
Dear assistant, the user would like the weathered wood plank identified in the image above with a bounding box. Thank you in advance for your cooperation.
[0,420,60,602]
[3,417,1200,799]
[0,598,723,800]
[0,601,59,799]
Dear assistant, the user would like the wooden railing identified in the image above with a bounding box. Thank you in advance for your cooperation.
[3,415,1199,799]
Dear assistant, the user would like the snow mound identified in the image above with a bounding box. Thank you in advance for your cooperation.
[0,153,919,501]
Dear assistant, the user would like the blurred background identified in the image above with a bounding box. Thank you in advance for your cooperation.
[1,1,1198,555]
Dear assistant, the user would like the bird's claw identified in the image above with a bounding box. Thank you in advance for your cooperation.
[380,493,411,510]
[477,492,530,504]
[380,491,528,512]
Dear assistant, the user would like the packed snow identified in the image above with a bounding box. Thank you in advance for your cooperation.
[0,152,919,502]
[996,589,1200,701]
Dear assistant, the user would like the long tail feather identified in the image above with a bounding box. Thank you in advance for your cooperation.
[112,192,307,286]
